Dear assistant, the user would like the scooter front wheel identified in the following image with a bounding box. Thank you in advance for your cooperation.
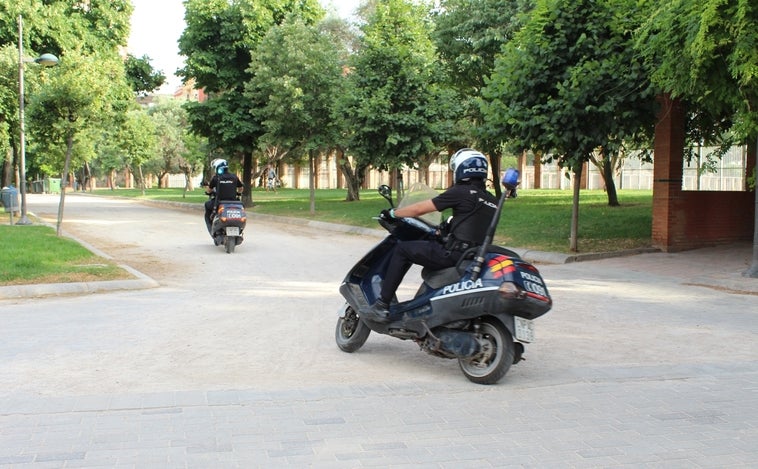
[459,318,515,385]
[335,305,371,353]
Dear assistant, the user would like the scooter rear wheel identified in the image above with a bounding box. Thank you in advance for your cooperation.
[335,305,371,353]
[458,318,515,385]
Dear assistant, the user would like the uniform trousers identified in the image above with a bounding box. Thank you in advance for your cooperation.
[379,239,462,304]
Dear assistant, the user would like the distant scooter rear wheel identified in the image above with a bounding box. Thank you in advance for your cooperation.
[224,236,235,253]
[459,318,515,385]
[335,305,371,352]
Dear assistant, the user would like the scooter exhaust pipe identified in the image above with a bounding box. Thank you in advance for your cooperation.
[426,328,481,359]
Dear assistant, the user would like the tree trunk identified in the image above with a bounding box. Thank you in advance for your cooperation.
[569,162,583,252]
[744,135,758,278]
[603,157,620,206]
[489,149,502,198]
[83,162,91,192]
[2,146,12,188]
[242,150,253,207]
[56,134,75,236]
[139,166,146,195]
[337,149,362,201]
[309,150,316,215]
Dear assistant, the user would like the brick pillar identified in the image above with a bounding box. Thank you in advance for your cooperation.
[652,94,686,251]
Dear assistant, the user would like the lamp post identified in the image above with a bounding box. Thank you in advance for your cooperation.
[17,14,58,225]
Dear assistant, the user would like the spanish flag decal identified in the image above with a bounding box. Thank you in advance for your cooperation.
[488,256,516,278]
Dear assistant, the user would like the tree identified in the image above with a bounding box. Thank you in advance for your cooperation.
[344,0,440,192]
[178,0,323,207]
[0,45,20,188]
[247,18,344,214]
[27,51,134,235]
[147,99,205,193]
[432,0,535,193]
[120,109,157,194]
[480,0,657,251]
[0,0,133,193]
[636,0,758,276]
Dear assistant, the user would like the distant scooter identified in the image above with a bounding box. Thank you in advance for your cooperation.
[336,169,552,384]
[204,187,246,254]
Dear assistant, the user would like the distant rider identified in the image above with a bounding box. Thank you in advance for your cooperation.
[204,158,244,235]
[363,148,498,323]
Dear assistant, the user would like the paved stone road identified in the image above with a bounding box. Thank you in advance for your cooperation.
[0,193,756,468]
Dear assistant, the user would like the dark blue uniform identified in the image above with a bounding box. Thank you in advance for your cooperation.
[204,172,243,233]
[378,180,497,304]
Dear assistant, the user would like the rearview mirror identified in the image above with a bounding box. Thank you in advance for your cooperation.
[378,184,393,205]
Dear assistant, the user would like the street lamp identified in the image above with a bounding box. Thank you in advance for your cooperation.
[17,14,58,225]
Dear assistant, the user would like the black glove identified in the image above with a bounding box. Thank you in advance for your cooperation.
[379,209,397,223]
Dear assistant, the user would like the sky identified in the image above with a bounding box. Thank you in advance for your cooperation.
[127,0,360,94]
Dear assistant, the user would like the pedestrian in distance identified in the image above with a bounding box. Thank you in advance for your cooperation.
[266,166,277,193]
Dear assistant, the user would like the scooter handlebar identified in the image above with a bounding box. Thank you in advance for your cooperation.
[400,216,437,234]
[374,215,437,235]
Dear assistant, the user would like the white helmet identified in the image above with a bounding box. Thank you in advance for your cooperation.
[211,158,228,174]
[450,148,488,183]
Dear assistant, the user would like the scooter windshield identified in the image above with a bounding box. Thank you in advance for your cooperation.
[397,182,442,227]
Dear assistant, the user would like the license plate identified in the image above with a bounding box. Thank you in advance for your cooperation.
[514,317,535,343]
[226,226,240,236]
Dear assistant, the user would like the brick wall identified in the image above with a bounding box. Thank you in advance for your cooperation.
[652,95,755,252]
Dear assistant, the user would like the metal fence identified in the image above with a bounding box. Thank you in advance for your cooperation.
[161,145,749,192]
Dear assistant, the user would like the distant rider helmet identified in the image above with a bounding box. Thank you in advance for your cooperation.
[211,158,228,175]
[450,148,488,184]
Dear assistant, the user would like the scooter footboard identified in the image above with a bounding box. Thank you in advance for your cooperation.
[339,282,369,312]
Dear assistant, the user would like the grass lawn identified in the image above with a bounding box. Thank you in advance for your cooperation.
[92,185,653,253]
[0,219,131,285]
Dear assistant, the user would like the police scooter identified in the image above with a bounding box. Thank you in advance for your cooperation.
[336,169,552,384]
[202,185,246,254]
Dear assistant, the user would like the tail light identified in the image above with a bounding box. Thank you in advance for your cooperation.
[499,282,526,299]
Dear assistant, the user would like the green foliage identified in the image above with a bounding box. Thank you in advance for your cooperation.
[0,1,132,59]
[481,0,657,170]
[433,0,534,95]
[344,0,441,170]
[179,0,325,195]
[0,0,135,186]
[247,18,343,154]
[124,54,166,96]
[146,99,205,187]
[637,0,758,142]
[119,109,157,173]
[27,51,133,175]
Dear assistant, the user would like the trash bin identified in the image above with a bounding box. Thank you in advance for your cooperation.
[45,177,61,194]
[31,180,44,194]
[1,186,19,212]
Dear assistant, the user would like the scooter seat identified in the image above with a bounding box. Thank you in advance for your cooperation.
[422,261,471,289]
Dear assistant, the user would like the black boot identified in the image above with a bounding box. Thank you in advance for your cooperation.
[363,299,391,323]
